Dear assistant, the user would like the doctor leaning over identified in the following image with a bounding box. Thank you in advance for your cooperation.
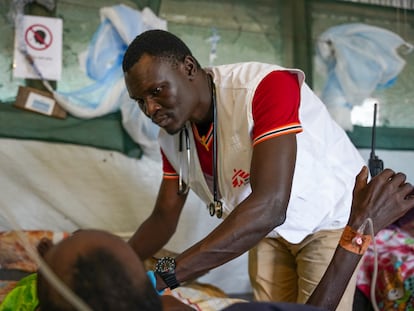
[122,29,366,310]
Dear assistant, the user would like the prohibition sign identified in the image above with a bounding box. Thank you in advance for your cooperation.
[25,24,53,51]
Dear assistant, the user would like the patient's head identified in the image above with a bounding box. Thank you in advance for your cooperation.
[37,229,162,311]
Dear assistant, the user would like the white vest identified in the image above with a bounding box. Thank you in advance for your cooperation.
[159,62,365,243]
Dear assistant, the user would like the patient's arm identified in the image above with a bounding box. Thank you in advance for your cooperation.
[307,166,414,311]
[307,245,361,310]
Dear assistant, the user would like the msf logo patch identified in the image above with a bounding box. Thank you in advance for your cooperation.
[232,169,250,188]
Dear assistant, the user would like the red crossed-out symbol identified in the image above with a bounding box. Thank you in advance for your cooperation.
[232,169,250,188]
[25,24,53,51]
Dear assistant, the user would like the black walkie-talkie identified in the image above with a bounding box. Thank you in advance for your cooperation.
[368,103,384,177]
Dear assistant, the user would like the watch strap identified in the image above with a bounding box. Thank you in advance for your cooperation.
[159,270,180,290]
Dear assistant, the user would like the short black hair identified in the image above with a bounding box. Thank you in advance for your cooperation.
[37,248,162,311]
[122,29,200,72]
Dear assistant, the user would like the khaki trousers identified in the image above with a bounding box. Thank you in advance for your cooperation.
[248,228,359,311]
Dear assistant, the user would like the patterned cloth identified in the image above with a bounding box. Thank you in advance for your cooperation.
[0,231,68,272]
[357,226,414,310]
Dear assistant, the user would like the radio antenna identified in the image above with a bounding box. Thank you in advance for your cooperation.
[368,103,384,177]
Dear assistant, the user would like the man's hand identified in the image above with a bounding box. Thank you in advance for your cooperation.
[348,166,414,234]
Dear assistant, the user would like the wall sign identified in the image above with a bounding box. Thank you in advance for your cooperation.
[13,15,62,81]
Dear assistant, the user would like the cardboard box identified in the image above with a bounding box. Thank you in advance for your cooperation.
[14,86,67,119]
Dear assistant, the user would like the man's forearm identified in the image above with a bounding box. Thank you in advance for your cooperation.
[128,216,176,260]
[174,198,283,285]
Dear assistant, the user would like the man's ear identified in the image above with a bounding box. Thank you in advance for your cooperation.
[183,55,198,80]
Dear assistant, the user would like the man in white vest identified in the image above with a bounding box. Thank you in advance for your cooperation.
[122,29,366,310]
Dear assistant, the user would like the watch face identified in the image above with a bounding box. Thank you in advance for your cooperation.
[155,257,176,274]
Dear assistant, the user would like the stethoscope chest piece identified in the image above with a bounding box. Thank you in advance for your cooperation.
[209,201,223,219]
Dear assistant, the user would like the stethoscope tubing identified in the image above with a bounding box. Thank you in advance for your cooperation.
[210,75,223,218]
[177,74,223,218]
[178,126,190,195]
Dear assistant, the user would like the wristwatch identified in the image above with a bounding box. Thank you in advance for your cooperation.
[154,256,180,290]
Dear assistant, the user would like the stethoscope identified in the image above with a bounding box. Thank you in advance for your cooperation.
[177,74,223,218]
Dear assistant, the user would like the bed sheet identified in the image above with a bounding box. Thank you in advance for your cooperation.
[0,138,251,294]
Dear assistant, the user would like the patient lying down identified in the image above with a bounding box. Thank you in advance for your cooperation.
[0,229,246,311]
[37,229,194,311]
[36,229,322,311]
